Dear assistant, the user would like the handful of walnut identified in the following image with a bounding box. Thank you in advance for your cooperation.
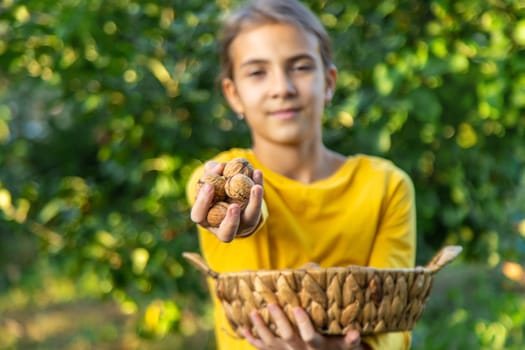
[195,158,255,227]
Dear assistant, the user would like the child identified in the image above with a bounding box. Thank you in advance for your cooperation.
[186,0,416,349]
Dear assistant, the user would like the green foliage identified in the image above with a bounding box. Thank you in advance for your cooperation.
[0,0,524,348]
[320,0,525,263]
[412,265,525,350]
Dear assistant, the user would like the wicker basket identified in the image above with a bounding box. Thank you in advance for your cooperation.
[183,245,462,337]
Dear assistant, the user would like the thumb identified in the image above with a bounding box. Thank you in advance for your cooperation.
[343,330,361,348]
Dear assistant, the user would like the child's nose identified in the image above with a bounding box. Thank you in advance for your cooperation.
[270,69,296,97]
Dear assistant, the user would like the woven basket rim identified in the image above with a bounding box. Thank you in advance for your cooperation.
[183,245,463,280]
[216,265,431,277]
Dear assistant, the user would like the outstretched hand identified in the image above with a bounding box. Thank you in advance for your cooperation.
[243,304,370,350]
[190,161,264,242]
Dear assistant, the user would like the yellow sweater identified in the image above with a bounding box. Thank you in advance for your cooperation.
[186,148,416,350]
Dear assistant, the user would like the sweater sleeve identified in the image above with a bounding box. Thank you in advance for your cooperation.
[369,168,416,269]
[364,168,417,350]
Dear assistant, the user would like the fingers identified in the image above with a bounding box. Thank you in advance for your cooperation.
[252,169,263,186]
[238,169,264,235]
[190,183,215,223]
[243,305,363,350]
[293,307,363,350]
[248,310,277,345]
[240,184,263,227]
[243,169,263,223]
[268,304,300,344]
[292,307,324,348]
[215,168,264,240]
[191,162,225,224]
[244,305,361,350]
[215,204,241,242]
[242,326,266,349]
[343,330,361,347]
[203,161,225,175]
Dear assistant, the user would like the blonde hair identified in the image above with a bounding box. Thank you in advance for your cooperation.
[218,0,333,81]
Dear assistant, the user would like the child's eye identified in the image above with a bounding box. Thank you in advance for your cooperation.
[247,70,265,77]
[292,64,314,72]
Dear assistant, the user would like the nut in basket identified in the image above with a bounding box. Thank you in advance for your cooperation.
[183,245,462,337]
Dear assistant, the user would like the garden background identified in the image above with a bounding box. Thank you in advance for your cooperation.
[1,0,525,349]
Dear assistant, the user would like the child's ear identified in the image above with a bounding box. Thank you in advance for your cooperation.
[324,64,338,105]
[222,78,244,115]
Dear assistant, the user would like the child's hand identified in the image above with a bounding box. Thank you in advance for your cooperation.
[243,304,370,350]
[191,161,264,242]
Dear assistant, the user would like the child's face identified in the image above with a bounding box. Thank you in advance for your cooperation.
[222,22,336,147]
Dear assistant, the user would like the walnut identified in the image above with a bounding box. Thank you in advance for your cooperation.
[227,197,249,211]
[223,158,254,178]
[225,173,254,206]
[207,201,229,227]
[195,173,226,202]
[196,158,256,228]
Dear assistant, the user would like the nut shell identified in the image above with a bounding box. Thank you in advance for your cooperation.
[207,201,229,227]
[223,158,254,178]
[196,173,226,202]
[225,173,254,203]
[227,197,249,211]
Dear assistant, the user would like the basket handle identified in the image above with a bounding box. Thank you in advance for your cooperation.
[424,245,463,273]
[182,252,219,279]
